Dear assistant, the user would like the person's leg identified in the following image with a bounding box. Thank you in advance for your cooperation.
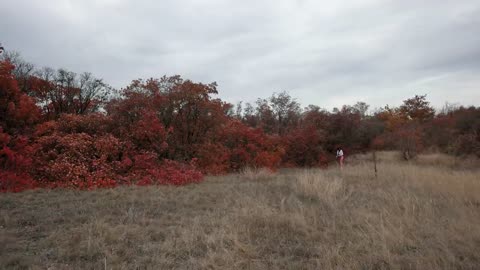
[340,156,344,169]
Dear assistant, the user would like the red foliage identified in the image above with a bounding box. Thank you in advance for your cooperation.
[194,142,230,174]
[192,120,284,174]
[3,56,480,192]
[282,126,326,167]
[129,111,169,153]
[107,76,230,161]
[0,61,40,132]
[370,122,424,160]
[27,69,109,119]
[0,61,40,192]
[0,171,37,192]
[136,159,203,186]
[215,120,284,172]
[0,134,37,192]
[31,114,203,190]
[0,128,37,193]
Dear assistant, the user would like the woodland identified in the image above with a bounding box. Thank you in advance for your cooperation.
[1,52,479,192]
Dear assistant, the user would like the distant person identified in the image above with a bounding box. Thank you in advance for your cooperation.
[336,147,344,169]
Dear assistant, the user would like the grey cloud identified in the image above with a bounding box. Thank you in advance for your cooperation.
[1,0,479,110]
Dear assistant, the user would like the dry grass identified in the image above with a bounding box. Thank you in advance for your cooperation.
[350,151,480,170]
[1,152,480,269]
[239,167,275,181]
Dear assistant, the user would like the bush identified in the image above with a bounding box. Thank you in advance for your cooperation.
[0,171,37,192]
[136,159,203,186]
[30,114,203,190]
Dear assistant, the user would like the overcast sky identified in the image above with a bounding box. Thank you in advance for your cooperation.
[1,0,479,110]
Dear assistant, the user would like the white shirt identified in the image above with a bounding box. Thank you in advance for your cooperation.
[336,149,344,157]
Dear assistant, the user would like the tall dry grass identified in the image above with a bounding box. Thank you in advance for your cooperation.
[239,167,275,181]
[1,152,479,269]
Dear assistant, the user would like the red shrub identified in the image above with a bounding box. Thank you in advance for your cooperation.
[194,142,230,174]
[451,134,480,157]
[216,120,284,171]
[0,128,37,192]
[56,113,112,135]
[135,159,203,186]
[282,127,326,167]
[0,171,37,192]
[31,114,204,190]
[0,61,40,132]
[129,111,169,154]
[4,56,480,193]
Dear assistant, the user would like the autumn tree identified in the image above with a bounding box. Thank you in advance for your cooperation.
[269,91,301,135]
[242,102,259,127]
[216,120,284,171]
[253,91,301,135]
[302,105,330,130]
[108,76,230,161]
[282,126,327,167]
[373,95,435,159]
[327,105,363,152]
[0,61,40,133]
[352,101,370,119]
[399,94,435,122]
[1,52,110,119]
[0,51,35,94]
[448,106,480,157]
[3,50,480,192]
[255,98,277,134]
[0,60,40,192]
[30,67,110,119]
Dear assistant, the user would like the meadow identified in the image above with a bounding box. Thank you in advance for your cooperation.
[1,152,479,269]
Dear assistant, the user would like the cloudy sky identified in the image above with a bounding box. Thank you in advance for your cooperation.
[2,0,480,110]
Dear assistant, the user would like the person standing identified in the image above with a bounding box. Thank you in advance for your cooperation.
[336,147,344,169]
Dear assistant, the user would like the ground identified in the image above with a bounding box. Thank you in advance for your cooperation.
[1,152,480,269]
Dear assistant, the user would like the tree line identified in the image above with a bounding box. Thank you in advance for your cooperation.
[1,52,479,192]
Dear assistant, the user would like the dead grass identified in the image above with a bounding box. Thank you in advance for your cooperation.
[239,167,275,181]
[349,150,480,170]
[1,152,480,269]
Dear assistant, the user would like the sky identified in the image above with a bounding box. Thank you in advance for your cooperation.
[1,0,480,110]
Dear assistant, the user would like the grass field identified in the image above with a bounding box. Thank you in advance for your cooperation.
[1,152,480,269]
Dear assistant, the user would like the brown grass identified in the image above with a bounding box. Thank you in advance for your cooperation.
[239,167,275,181]
[350,151,480,169]
[1,152,480,269]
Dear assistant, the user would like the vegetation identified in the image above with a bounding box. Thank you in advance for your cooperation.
[1,50,479,269]
[1,152,479,269]
[1,52,479,192]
